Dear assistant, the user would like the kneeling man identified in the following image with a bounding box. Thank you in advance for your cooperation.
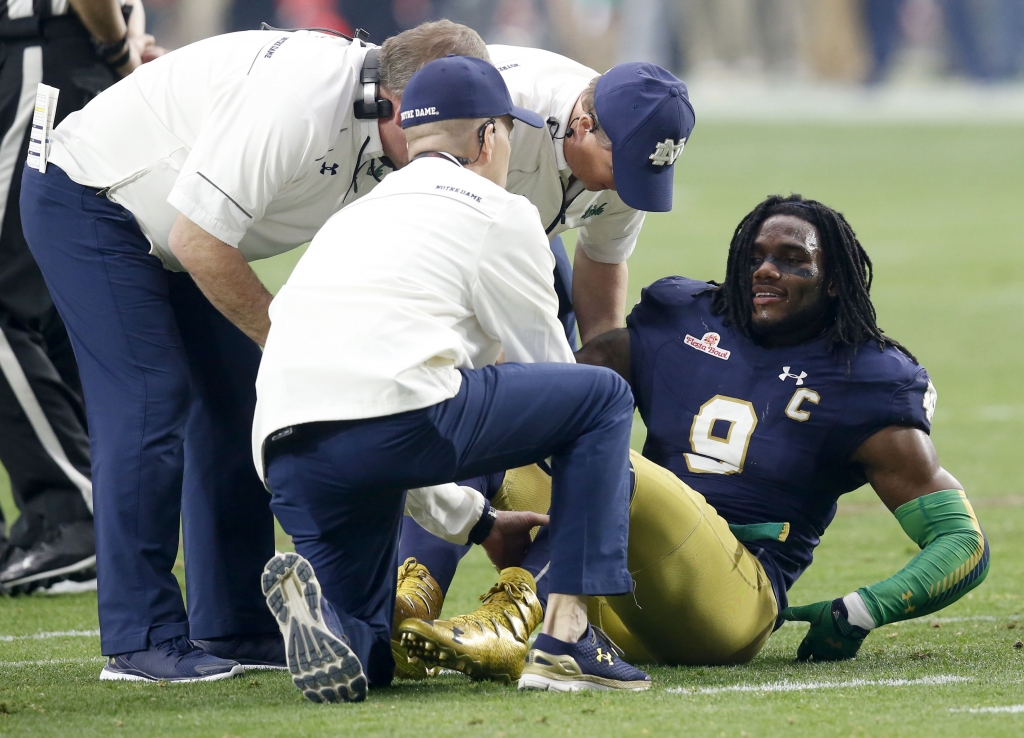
[253,56,650,703]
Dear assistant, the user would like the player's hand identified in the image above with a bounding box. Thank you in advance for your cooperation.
[480,510,549,570]
[783,598,869,662]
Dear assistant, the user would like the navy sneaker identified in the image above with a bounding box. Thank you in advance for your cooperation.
[262,552,367,703]
[193,633,287,670]
[99,636,243,682]
[518,625,651,692]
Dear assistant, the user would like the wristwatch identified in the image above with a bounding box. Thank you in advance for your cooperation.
[467,500,498,545]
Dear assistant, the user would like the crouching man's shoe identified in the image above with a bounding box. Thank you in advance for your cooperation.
[193,633,287,670]
[100,637,243,682]
[262,552,367,703]
[391,557,443,680]
[399,567,542,683]
[518,625,651,692]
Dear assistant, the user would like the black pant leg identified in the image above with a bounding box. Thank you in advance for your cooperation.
[0,310,92,531]
[0,32,114,535]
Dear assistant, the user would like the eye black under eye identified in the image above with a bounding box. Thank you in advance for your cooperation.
[751,253,815,278]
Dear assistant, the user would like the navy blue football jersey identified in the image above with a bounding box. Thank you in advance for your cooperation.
[627,277,936,613]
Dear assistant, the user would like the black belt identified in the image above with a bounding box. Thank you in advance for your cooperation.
[0,15,90,43]
[263,421,347,465]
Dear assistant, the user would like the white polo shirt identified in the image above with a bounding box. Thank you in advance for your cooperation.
[48,30,392,271]
[253,156,574,480]
[490,45,647,264]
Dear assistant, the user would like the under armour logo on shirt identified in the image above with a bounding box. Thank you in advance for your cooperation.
[320,162,339,175]
[779,367,807,385]
[649,138,685,166]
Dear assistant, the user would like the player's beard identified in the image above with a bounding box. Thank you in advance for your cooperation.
[750,298,835,344]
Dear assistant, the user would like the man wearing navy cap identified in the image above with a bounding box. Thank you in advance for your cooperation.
[391,48,695,681]
[254,55,652,702]
[494,48,696,346]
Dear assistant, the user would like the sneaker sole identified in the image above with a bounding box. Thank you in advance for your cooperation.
[261,553,367,703]
[518,672,651,692]
[239,663,289,672]
[2,555,97,595]
[99,664,243,683]
[399,627,516,684]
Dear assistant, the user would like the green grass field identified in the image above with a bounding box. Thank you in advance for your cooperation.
[1,122,1022,737]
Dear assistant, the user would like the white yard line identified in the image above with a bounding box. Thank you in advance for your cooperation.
[667,675,971,695]
[0,657,104,668]
[0,628,99,642]
[950,705,1024,714]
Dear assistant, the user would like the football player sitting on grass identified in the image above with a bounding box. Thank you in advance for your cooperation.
[395,194,990,681]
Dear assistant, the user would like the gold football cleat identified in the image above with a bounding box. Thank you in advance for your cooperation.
[398,567,543,683]
[391,557,443,680]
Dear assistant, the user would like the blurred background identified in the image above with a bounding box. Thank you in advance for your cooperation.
[144,0,1024,119]
[2,5,1022,732]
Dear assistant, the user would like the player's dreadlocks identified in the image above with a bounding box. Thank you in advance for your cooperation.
[702,194,916,361]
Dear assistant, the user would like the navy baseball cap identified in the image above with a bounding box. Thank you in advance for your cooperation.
[594,63,696,213]
[400,55,545,130]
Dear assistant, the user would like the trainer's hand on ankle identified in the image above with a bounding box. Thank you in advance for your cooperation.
[481,511,549,570]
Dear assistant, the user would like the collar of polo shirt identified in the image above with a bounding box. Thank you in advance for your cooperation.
[550,80,588,173]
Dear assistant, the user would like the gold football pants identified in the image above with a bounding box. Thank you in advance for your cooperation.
[492,451,778,665]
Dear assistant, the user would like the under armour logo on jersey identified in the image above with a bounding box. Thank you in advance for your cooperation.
[648,138,685,166]
[779,367,807,385]
[320,162,339,176]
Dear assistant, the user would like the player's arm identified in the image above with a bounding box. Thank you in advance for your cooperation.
[574,328,630,383]
[784,426,989,661]
[572,250,627,344]
[168,214,273,346]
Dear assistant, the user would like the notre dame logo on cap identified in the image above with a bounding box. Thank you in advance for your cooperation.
[649,138,686,167]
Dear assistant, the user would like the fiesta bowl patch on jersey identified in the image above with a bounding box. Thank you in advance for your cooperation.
[684,332,731,360]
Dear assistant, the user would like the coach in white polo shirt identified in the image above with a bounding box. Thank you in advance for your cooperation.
[19,21,487,682]
[390,48,696,674]
[254,55,647,703]
[493,45,695,345]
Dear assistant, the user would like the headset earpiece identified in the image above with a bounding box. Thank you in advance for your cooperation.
[353,48,393,120]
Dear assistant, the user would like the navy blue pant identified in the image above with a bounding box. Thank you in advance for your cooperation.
[20,165,277,655]
[266,363,634,686]
[397,234,575,601]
